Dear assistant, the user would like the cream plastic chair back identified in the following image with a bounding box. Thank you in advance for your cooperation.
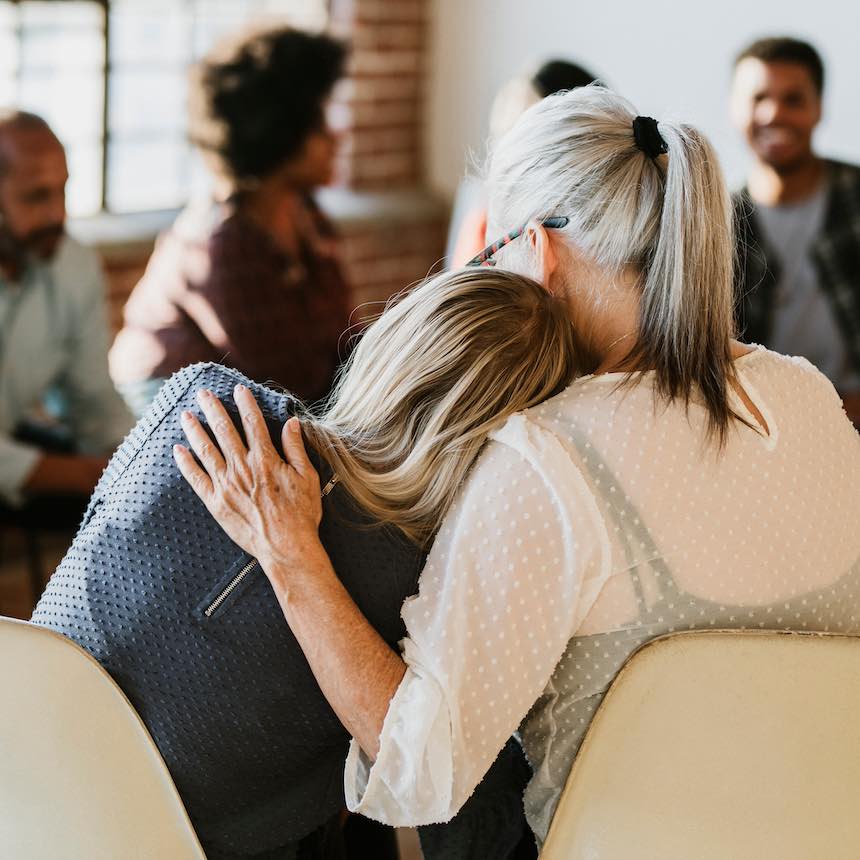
[540,630,860,860]
[0,616,206,860]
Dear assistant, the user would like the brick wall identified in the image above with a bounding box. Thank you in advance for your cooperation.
[103,257,147,334]
[339,214,446,317]
[100,0,446,334]
[329,0,427,188]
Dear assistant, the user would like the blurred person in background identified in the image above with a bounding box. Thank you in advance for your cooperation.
[446,58,599,267]
[0,110,131,519]
[110,26,352,417]
[732,36,860,426]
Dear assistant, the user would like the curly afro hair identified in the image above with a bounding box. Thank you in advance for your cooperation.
[188,26,346,185]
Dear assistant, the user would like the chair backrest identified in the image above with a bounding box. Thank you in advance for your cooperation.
[540,629,860,860]
[0,616,206,860]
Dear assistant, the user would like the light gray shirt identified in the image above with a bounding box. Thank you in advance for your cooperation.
[756,184,860,392]
[0,235,133,503]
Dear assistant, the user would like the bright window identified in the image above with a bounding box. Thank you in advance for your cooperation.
[0,0,329,216]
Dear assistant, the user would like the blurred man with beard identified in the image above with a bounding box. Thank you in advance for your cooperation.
[731,37,860,426]
[0,111,131,518]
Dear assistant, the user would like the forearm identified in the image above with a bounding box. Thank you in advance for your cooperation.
[175,392,406,758]
[22,452,107,496]
[262,542,406,759]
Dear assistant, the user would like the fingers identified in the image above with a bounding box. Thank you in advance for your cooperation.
[173,443,214,501]
[281,416,317,479]
[180,408,226,475]
[234,384,277,457]
[196,388,246,462]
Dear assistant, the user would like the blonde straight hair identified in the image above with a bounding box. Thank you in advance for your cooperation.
[486,86,738,442]
[303,267,579,546]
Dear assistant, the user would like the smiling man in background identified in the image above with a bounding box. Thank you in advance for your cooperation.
[731,37,860,425]
[0,110,131,518]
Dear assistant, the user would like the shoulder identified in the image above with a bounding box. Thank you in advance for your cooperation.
[206,209,286,273]
[823,159,860,209]
[162,203,262,261]
[742,343,825,377]
[740,345,847,414]
[48,235,104,305]
[737,343,818,377]
[825,158,860,185]
[443,410,611,593]
[51,234,102,279]
[208,207,254,250]
[740,346,859,454]
[485,407,600,511]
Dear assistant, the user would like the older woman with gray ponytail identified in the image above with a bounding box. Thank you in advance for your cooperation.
[180,86,860,850]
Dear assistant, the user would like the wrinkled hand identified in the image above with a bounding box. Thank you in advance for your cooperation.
[173,385,322,570]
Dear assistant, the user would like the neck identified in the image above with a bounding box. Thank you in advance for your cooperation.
[239,182,303,257]
[557,255,642,374]
[747,154,824,206]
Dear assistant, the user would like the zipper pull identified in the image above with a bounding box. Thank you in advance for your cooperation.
[321,474,339,498]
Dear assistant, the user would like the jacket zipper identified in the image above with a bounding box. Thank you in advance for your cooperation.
[204,558,259,617]
[204,473,340,618]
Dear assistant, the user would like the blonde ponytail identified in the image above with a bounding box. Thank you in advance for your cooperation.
[633,122,737,441]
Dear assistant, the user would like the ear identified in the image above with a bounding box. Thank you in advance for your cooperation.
[527,222,559,290]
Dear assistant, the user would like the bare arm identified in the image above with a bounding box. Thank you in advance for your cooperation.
[266,547,405,758]
[173,385,403,757]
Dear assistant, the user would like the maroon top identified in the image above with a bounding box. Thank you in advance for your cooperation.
[110,198,352,403]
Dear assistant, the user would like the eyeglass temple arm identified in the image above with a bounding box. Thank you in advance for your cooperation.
[465,215,570,267]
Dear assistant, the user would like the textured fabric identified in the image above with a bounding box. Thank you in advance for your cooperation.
[733,159,860,389]
[418,737,535,860]
[32,362,425,857]
[0,235,133,503]
[345,347,860,841]
[116,376,167,420]
[109,198,351,403]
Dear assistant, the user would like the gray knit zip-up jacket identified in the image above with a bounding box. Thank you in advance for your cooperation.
[32,363,425,859]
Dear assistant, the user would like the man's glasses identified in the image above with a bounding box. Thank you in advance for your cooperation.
[466,216,570,267]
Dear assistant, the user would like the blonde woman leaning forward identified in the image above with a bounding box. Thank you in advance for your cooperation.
[176,88,860,849]
[175,265,577,855]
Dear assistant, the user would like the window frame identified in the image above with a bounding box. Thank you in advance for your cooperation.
[2,0,330,216]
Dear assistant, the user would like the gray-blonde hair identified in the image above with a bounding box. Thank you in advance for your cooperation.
[304,267,579,546]
[486,85,737,442]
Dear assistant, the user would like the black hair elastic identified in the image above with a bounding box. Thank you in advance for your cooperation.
[632,116,668,158]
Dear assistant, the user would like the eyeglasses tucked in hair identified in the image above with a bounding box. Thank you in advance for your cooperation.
[466,216,570,267]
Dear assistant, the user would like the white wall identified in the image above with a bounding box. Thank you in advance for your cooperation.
[426,0,860,199]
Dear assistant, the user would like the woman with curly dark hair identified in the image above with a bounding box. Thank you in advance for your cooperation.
[110,26,352,416]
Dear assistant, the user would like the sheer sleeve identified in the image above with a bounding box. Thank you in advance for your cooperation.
[345,415,610,825]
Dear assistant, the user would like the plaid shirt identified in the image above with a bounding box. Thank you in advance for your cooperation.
[733,159,860,378]
[110,196,352,404]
